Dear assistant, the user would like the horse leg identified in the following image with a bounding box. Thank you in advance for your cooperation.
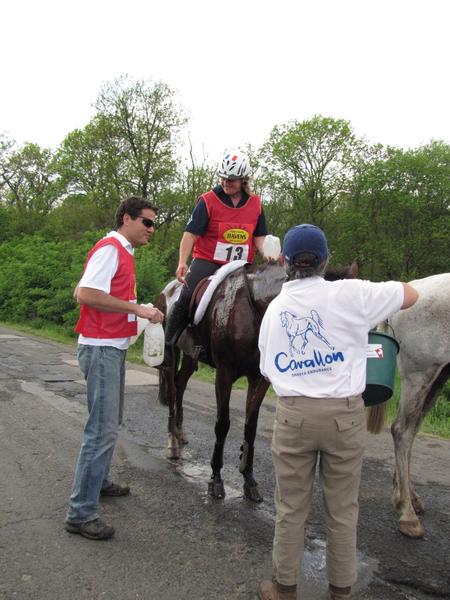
[391,366,447,538]
[300,334,308,355]
[174,353,196,445]
[240,375,270,503]
[208,367,233,499]
[317,332,334,351]
[159,349,181,460]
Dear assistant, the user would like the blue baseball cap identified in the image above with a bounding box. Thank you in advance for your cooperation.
[282,224,329,264]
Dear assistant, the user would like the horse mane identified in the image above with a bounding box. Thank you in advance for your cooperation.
[245,261,278,274]
[245,259,358,280]
[325,260,359,281]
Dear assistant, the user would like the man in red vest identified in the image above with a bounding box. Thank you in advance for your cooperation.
[65,196,164,541]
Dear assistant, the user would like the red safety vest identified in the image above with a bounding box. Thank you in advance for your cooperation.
[193,190,262,264]
[75,237,138,338]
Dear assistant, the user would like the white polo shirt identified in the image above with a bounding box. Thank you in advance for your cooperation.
[77,231,134,350]
[258,277,404,398]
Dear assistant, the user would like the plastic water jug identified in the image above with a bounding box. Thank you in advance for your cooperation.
[129,303,154,345]
[263,235,281,260]
[143,322,165,367]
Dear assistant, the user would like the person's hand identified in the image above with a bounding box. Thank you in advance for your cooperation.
[176,263,188,283]
[262,255,277,264]
[136,304,165,324]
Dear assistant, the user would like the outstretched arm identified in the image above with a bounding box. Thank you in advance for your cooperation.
[401,283,419,309]
[76,287,164,323]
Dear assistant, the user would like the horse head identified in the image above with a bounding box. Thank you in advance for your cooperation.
[325,259,359,281]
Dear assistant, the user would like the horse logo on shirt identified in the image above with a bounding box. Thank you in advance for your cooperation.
[280,310,335,356]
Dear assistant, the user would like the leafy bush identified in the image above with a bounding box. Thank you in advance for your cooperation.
[0,232,170,332]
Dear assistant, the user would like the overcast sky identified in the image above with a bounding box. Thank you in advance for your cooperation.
[1,0,448,161]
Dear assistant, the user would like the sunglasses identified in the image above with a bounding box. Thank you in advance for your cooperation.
[136,216,156,229]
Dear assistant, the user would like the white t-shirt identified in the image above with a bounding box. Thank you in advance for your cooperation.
[77,231,135,350]
[258,276,404,398]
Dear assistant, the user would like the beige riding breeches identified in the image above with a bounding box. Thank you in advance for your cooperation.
[271,394,367,588]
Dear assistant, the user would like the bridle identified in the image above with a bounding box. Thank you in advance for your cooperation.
[241,265,264,325]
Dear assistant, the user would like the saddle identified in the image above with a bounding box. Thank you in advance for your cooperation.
[180,261,247,365]
[188,277,211,323]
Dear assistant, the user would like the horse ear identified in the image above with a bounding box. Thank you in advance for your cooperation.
[350,259,359,278]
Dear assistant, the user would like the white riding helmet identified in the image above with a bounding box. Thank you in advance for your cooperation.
[217,150,250,180]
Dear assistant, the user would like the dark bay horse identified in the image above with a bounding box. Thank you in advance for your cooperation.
[157,261,358,502]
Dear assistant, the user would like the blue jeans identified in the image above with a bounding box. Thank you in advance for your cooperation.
[66,345,126,523]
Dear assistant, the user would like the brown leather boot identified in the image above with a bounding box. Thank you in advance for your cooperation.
[257,579,297,600]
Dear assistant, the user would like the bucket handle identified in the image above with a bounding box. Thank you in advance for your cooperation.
[375,321,397,340]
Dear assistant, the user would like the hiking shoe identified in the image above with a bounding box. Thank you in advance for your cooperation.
[65,518,115,540]
[100,482,130,497]
[257,580,297,600]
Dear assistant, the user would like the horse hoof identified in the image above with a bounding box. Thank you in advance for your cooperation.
[166,446,180,460]
[399,519,424,539]
[412,496,426,515]
[244,482,263,503]
[176,431,189,445]
[208,479,225,499]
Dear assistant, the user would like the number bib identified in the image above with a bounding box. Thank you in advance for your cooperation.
[213,223,252,263]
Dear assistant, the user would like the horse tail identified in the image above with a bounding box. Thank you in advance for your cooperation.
[366,402,389,434]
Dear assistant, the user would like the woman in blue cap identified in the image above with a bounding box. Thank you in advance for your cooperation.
[257,224,418,600]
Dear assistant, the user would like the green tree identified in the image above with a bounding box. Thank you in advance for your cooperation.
[334,141,450,279]
[257,116,366,232]
[151,145,216,272]
[54,76,187,229]
[0,141,60,236]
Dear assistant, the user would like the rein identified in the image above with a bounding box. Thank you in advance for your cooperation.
[241,266,264,325]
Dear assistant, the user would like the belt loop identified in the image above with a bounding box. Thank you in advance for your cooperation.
[347,396,355,409]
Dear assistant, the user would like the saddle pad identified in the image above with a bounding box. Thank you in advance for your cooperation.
[194,260,247,325]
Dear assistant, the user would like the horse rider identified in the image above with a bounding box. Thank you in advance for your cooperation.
[257,224,419,600]
[161,149,268,366]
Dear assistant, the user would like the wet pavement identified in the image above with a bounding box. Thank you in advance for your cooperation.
[0,327,449,599]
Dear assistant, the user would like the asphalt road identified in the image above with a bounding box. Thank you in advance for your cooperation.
[0,326,449,600]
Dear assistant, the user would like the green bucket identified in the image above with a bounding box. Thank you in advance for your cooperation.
[363,331,400,407]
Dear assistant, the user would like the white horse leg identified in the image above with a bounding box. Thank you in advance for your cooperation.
[391,372,429,538]
[391,367,445,538]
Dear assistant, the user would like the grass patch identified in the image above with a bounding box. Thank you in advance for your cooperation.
[1,320,448,438]
[194,363,250,391]
[0,320,78,347]
[0,319,149,366]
